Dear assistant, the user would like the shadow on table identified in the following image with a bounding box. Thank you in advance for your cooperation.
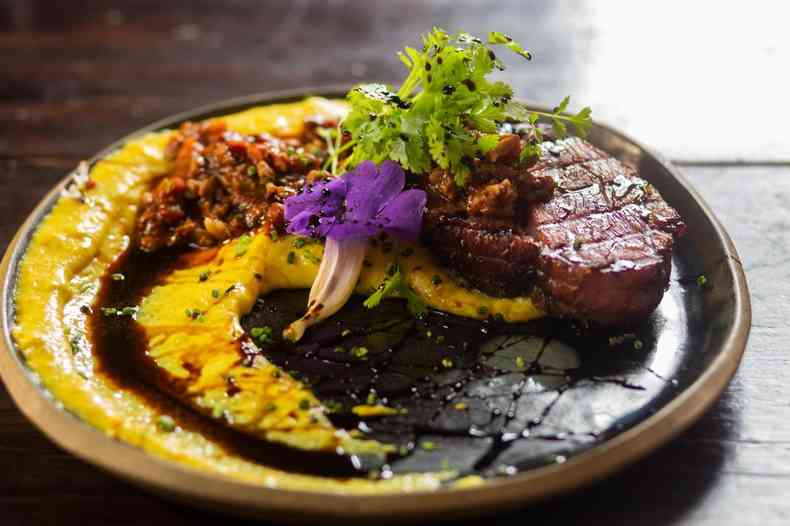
[488,391,738,526]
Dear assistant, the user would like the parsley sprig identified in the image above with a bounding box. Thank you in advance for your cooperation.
[341,27,592,185]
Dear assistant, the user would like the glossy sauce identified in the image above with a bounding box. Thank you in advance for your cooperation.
[89,247,365,477]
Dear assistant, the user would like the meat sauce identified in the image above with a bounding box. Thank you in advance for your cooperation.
[136,118,337,252]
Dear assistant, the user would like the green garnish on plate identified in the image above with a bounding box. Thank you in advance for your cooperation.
[341,27,593,185]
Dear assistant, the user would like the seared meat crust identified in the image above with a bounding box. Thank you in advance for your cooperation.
[422,136,686,325]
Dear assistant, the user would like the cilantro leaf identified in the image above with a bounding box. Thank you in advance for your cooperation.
[477,133,501,154]
[341,27,592,186]
[488,31,533,60]
[364,267,426,316]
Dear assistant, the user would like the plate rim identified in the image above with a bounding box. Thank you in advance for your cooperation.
[0,86,751,523]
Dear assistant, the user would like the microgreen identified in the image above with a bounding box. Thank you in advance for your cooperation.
[341,27,592,185]
[101,306,138,318]
[235,234,252,257]
[250,326,273,346]
[363,265,426,316]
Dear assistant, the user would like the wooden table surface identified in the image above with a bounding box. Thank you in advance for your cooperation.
[1,1,788,524]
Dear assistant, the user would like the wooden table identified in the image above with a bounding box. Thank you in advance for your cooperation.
[1,1,788,524]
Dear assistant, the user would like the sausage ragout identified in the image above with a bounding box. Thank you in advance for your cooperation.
[136,118,337,252]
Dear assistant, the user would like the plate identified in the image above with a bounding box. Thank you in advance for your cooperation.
[0,88,750,523]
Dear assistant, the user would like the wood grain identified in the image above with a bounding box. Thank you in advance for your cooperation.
[1,0,789,161]
[0,1,787,524]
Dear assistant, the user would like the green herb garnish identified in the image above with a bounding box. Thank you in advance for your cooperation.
[101,306,137,318]
[235,234,252,257]
[363,266,426,316]
[421,441,438,450]
[302,250,322,265]
[324,400,344,413]
[341,27,592,185]
[250,326,273,345]
[608,333,637,347]
[185,308,205,322]
[156,415,176,432]
[351,346,369,359]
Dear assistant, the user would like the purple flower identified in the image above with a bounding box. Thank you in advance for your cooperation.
[281,160,427,342]
[285,161,427,242]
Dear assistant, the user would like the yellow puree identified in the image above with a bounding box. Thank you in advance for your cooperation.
[12,98,542,494]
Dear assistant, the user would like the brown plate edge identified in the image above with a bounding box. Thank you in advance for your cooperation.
[0,87,751,524]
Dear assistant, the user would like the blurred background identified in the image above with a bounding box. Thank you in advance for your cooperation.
[1,2,789,525]
[2,0,788,162]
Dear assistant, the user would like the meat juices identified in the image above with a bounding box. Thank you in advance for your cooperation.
[421,136,686,325]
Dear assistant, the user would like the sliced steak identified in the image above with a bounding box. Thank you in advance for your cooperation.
[421,136,686,325]
[422,215,541,295]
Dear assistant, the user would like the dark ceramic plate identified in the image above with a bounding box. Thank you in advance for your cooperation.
[0,88,750,523]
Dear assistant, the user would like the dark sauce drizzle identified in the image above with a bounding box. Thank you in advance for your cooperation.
[89,247,363,478]
[241,291,671,478]
[89,247,673,481]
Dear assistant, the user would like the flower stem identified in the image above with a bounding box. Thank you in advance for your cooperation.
[283,237,367,342]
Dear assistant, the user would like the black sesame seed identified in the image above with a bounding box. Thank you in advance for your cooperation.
[462,79,476,92]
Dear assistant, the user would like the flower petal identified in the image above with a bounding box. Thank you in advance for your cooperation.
[343,160,405,223]
[284,177,346,220]
[285,177,347,237]
[379,189,427,241]
[324,220,380,240]
[286,210,315,235]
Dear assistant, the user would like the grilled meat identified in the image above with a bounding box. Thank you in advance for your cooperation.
[421,136,686,325]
